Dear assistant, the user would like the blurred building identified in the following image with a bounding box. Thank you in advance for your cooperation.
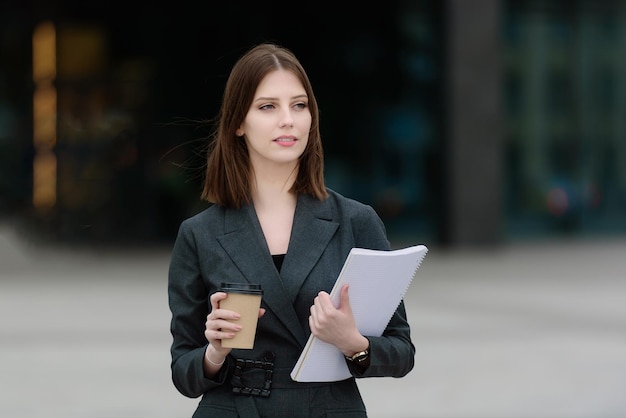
[504,0,626,239]
[0,0,625,247]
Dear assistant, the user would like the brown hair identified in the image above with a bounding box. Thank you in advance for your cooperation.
[201,43,327,208]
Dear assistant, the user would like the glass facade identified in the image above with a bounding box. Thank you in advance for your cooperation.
[321,1,443,243]
[504,0,626,238]
[1,1,445,245]
[1,1,625,246]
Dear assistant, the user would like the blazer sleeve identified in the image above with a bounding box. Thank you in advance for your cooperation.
[168,218,228,398]
[348,203,416,379]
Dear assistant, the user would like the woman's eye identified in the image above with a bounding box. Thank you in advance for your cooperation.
[259,104,275,110]
[293,102,307,110]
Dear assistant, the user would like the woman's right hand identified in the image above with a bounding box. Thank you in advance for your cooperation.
[202,291,267,377]
[204,291,240,358]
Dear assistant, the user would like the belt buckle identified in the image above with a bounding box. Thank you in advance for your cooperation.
[231,352,275,398]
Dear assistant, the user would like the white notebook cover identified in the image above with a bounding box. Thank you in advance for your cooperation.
[291,244,428,382]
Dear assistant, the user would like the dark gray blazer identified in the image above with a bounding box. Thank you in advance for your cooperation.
[168,188,415,418]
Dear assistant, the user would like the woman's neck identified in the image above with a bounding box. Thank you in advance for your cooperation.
[251,165,298,255]
[250,162,298,205]
[251,180,297,209]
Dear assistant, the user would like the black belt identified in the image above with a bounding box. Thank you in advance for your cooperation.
[229,351,351,418]
[230,351,333,398]
[231,356,273,397]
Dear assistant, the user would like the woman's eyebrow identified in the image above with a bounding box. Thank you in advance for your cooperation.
[253,94,308,103]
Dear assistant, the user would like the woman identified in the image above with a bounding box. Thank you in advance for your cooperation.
[168,42,415,417]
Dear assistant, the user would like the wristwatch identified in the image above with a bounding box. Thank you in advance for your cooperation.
[346,348,369,364]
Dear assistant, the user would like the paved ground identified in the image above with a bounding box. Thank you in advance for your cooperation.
[1,222,626,418]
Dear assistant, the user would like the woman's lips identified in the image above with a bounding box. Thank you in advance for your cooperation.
[274,136,297,146]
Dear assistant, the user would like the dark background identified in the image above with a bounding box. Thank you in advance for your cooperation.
[1,0,625,249]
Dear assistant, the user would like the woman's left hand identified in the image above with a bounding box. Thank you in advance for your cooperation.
[309,284,366,355]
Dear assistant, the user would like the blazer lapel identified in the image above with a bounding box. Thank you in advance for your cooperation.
[216,204,307,345]
[216,196,339,347]
[280,194,339,302]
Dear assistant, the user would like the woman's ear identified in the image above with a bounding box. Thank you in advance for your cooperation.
[235,128,244,137]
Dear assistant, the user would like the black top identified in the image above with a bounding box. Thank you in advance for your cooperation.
[272,254,285,272]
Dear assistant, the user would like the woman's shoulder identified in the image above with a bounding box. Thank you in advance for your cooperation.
[322,188,385,229]
[324,188,389,248]
[325,187,377,214]
[179,203,223,229]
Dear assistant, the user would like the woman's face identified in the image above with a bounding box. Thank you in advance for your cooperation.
[237,69,311,169]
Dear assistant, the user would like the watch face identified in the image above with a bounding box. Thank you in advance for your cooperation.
[352,350,369,363]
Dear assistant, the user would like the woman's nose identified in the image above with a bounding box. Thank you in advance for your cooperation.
[279,109,294,128]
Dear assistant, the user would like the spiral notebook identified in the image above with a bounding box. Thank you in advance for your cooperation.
[291,244,428,382]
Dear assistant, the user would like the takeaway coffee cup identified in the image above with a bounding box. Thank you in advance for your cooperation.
[219,283,263,349]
